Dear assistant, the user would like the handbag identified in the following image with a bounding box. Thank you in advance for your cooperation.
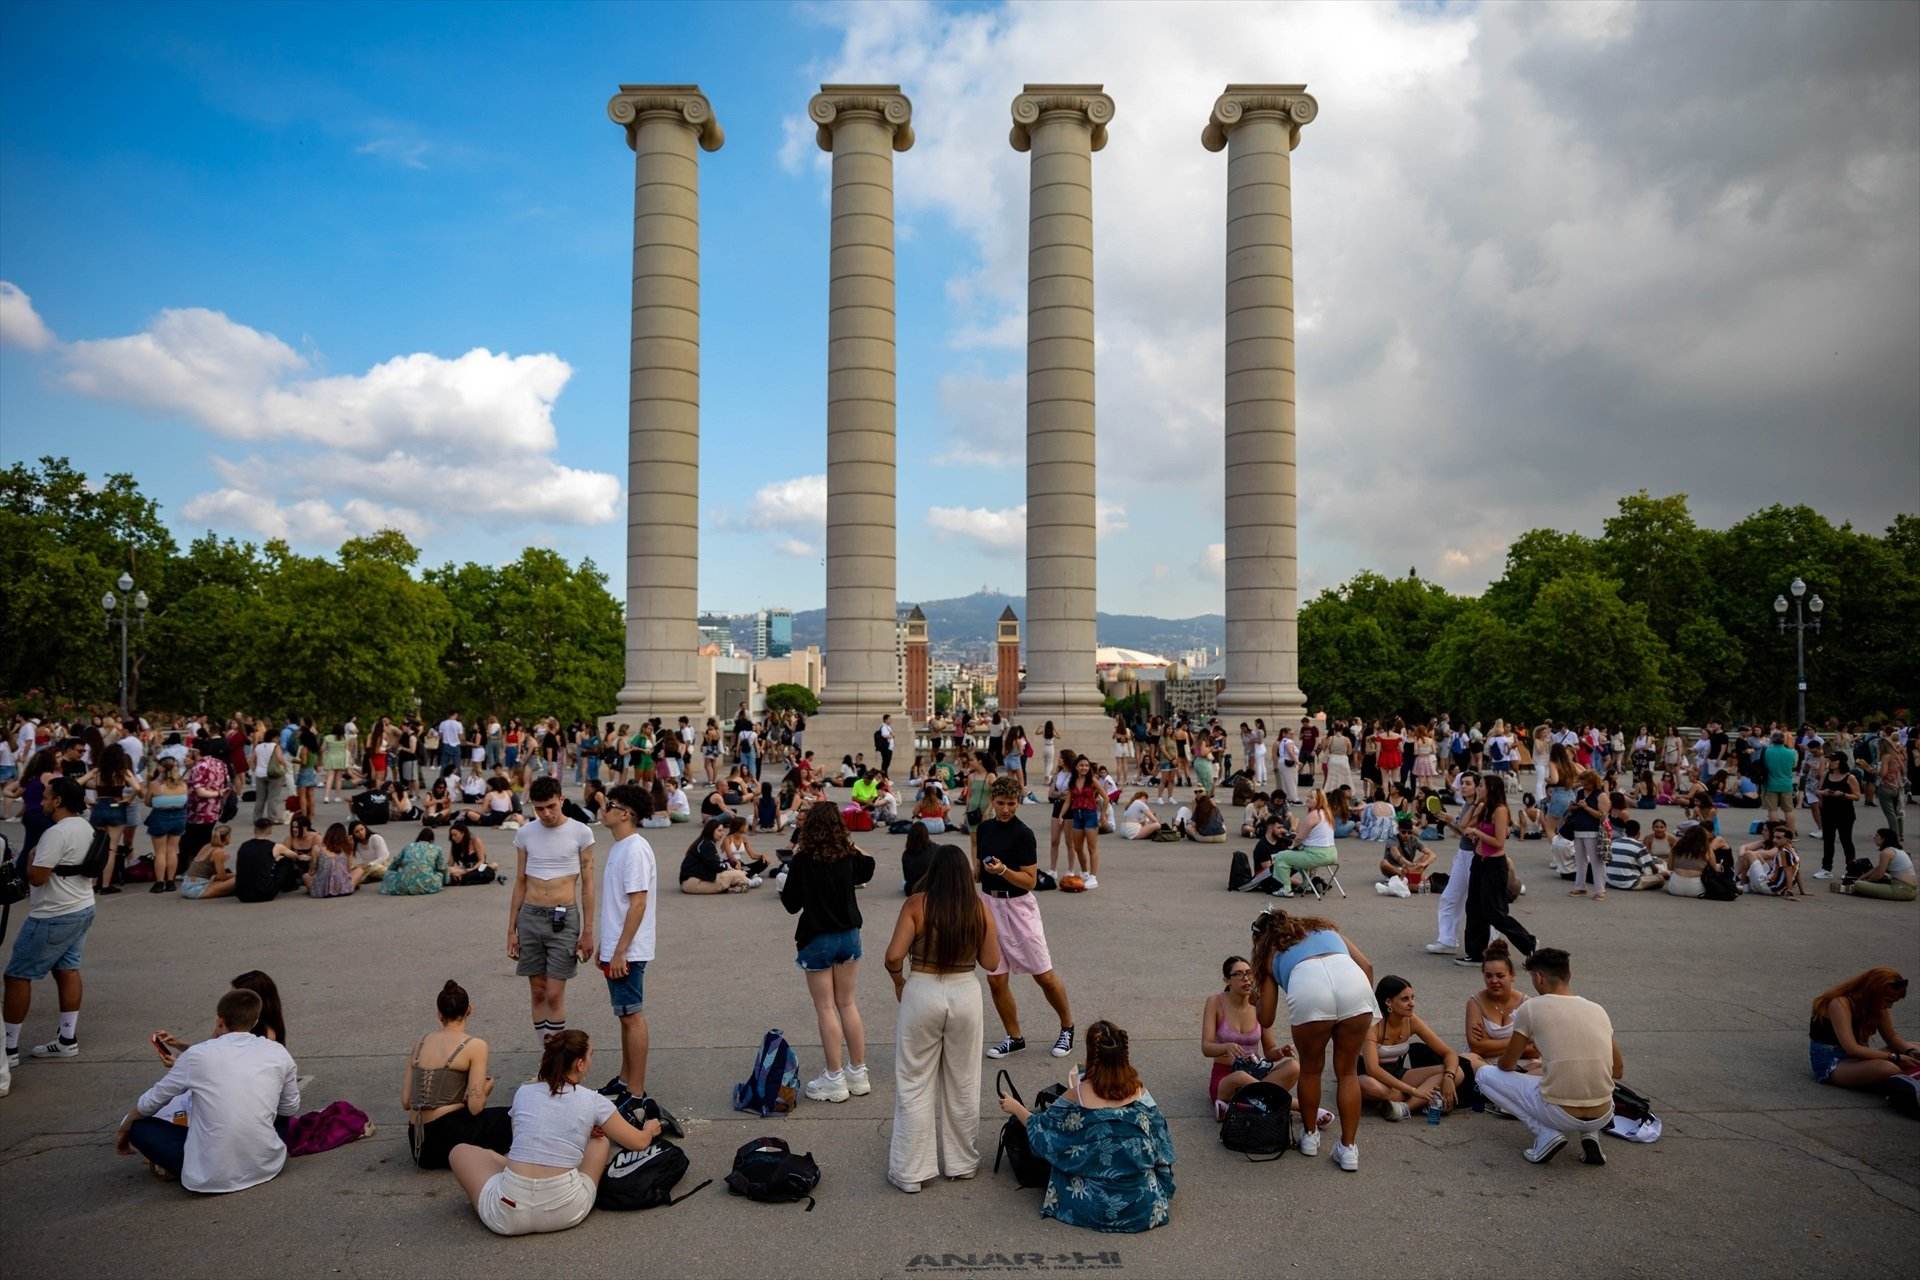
[992,1070,1065,1188]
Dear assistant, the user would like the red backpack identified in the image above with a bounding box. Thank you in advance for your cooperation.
[840,803,874,833]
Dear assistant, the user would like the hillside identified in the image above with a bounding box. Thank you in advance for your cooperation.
[756,590,1225,655]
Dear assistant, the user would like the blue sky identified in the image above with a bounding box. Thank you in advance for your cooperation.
[4,2,1915,618]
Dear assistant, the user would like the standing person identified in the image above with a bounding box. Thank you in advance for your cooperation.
[882,843,1002,1193]
[1275,728,1299,808]
[975,777,1076,1061]
[1473,948,1620,1166]
[1874,726,1906,845]
[4,777,96,1067]
[1762,731,1801,838]
[1040,721,1057,786]
[437,711,465,780]
[319,724,351,805]
[1251,908,1378,1171]
[1322,723,1354,794]
[780,802,876,1101]
[143,754,190,893]
[250,726,287,827]
[79,742,137,894]
[1046,749,1076,873]
[876,714,897,779]
[1459,774,1535,966]
[1251,719,1269,787]
[507,777,597,1048]
[1564,770,1609,900]
[1814,751,1862,880]
[1065,755,1103,889]
[1112,715,1134,785]
[293,723,320,820]
[596,784,658,1105]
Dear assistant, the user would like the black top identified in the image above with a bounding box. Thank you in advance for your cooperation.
[757,793,778,828]
[679,838,724,884]
[700,792,728,817]
[975,816,1037,896]
[234,839,280,902]
[1563,787,1603,834]
[780,848,876,947]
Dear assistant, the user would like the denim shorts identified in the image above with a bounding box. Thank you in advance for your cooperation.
[91,803,130,827]
[1070,808,1099,831]
[1809,1040,1846,1084]
[603,959,647,1017]
[795,927,862,972]
[5,908,95,980]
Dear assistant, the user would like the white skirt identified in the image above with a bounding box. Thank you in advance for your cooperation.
[1282,953,1380,1026]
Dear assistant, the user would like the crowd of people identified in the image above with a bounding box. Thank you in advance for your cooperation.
[0,704,1913,1235]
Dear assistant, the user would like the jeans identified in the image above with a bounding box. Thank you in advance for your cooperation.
[128,1118,187,1176]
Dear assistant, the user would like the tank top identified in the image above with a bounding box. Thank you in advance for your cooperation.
[1273,930,1348,990]
[409,1035,474,1111]
[1215,1006,1263,1057]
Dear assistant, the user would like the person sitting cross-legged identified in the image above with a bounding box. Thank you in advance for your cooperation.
[1380,819,1436,883]
[1473,947,1621,1167]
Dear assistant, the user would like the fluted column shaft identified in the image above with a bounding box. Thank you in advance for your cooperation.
[813,86,913,718]
[1013,85,1112,721]
[1205,85,1315,723]
[609,85,723,720]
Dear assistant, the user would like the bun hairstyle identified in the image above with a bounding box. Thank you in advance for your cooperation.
[1482,939,1514,974]
[537,1029,592,1094]
[1082,1020,1142,1103]
[436,979,470,1021]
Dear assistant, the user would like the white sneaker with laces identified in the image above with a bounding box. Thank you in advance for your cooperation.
[1382,1101,1410,1122]
[1297,1127,1322,1157]
[30,1038,79,1060]
[1812,869,1832,880]
[1083,875,1098,890]
[747,875,765,888]
[805,1071,850,1103]
[1333,1141,1359,1172]
[1424,942,1458,954]
[845,1064,871,1096]
[1050,1027,1076,1058]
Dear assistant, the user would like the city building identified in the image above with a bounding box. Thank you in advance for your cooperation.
[755,645,825,698]
[697,613,734,654]
[900,606,930,724]
[754,607,793,660]
[995,606,1021,713]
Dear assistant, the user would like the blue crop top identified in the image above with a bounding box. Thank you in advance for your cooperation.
[1273,930,1348,990]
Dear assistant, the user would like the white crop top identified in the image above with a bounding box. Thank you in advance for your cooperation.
[506,1083,615,1167]
[514,818,592,881]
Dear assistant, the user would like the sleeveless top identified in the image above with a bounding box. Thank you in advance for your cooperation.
[409,1035,474,1113]
[1273,930,1348,990]
[1214,1005,1263,1057]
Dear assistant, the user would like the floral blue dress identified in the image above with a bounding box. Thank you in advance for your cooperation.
[1025,1090,1176,1233]
[380,841,447,896]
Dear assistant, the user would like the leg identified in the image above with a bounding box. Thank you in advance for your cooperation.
[1084,827,1099,877]
[1822,812,1839,871]
[1033,969,1073,1032]
[1827,1056,1906,1089]
[618,1010,649,1097]
[987,972,1021,1040]
[830,959,865,1068]
[1293,1020,1332,1139]
[889,976,942,1184]
[451,1144,509,1206]
[1217,1070,1258,1106]
[1474,1064,1562,1150]
[127,1117,189,1178]
[578,1132,614,1185]
[1330,1012,1371,1146]
[805,968,845,1073]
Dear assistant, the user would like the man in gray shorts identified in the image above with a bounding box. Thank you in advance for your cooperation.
[507,777,596,1047]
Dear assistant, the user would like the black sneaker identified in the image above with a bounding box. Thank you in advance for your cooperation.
[599,1074,630,1100]
[1050,1026,1076,1058]
[97,884,122,895]
[642,1096,685,1139]
[1580,1136,1606,1166]
[986,1036,1026,1059]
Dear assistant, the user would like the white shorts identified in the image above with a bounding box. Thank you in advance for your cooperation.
[475,1168,596,1236]
[1665,874,1705,898]
[1116,742,1134,758]
[1282,954,1380,1026]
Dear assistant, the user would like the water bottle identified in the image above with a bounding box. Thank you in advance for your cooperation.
[1427,1093,1444,1126]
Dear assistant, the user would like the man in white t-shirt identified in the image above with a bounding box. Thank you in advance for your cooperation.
[4,777,97,1066]
[436,713,464,777]
[1475,947,1621,1166]
[877,715,896,777]
[509,778,597,1048]
[598,784,658,1104]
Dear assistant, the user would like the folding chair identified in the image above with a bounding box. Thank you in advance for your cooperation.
[1303,859,1347,900]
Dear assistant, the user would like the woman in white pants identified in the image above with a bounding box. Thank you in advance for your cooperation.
[1564,771,1609,899]
[1424,775,1481,955]
[882,844,1002,1193]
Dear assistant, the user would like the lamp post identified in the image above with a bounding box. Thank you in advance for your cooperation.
[101,571,150,717]
[1772,576,1823,728]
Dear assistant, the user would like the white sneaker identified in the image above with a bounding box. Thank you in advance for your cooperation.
[845,1064,871,1096]
[1297,1127,1321,1157]
[1424,942,1458,954]
[29,1038,79,1060]
[1382,1101,1410,1122]
[1812,869,1832,880]
[805,1071,850,1103]
[1083,875,1098,890]
[747,875,765,888]
[1333,1141,1359,1172]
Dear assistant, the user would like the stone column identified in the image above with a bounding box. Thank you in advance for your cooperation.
[1011,85,1112,740]
[1203,84,1316,726]
[606,85,723,722]
[808,85,912,757]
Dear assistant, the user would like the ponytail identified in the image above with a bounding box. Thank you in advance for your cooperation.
[537,1029,591,1094]
[1082,1019,1142,1102]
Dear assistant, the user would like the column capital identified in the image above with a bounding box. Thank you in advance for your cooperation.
[810,84,914,152]
[1011,83,1114,153]
[608,84,724,152]
[1201,83,1317,152]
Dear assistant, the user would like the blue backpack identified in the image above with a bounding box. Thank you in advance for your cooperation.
[733,1029,800,1117]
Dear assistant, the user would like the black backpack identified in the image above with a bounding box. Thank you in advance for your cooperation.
[992,1070,1065,1189]
[874,729,887,751]
[596,1139,709,1210]
[1220,1081,1291,1160]
[724,1136,821,1211]
[1227,850,1253,892]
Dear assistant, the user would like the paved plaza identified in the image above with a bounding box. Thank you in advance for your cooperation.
[1,795,1915,1279]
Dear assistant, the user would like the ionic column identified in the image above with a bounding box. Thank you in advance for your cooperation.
[811,84,912,732]
[1011,84,1113,728]
[605,85,723,722]
[1203,84,1316,725]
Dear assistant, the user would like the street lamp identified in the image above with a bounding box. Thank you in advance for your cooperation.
[1773,577,1824,728]
[102,572,151,716]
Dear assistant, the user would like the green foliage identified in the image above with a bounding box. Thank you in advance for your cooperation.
[1103,691,1150,718]
[764,682,820,716]
[934,686,953,715]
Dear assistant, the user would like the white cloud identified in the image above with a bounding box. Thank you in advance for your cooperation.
[927,499,1127,554]
[181,487,422,545]
[1199,543,1226,582]
[0,281,55,350]
[717,474,827,557]
[357,135,430,170]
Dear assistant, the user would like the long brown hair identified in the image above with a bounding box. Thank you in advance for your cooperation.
[915,844,985,969]
[795,799,854,862]
[1812,968,1908,1032]
[1249,909,1338,984]
[1082,1020,1142,1102]
[322,822,352,856]
[538,1029,591,1094]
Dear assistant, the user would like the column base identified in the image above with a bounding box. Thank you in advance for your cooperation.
[802,706,909,781]
[611,681,707,727]
[1215,685,1309,727]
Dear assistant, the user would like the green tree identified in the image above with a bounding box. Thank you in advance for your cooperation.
[1509,572,1674,726]
[1298,571,1465,718]
[764,683,820,716]
[1481,529,1603,624]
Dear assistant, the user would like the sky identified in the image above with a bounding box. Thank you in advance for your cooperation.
[2,0,1916,618]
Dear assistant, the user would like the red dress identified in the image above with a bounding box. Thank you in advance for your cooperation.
[1378,732,1404,772]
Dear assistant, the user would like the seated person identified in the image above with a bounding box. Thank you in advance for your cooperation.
[464,777,518,826]
[446,822,496,886]
[350,783,391,827]
[1605,819,1669,892]
[387,781,422,823]
[1239,794,1272,839]
[178,824,238,900]
[307,823,361,897]
[1807,967,1916,1090]
[422,778,455,826]
[458,765,487,804]
[449,1030,660,1236]
[1517,794,1546,840]
[836,755,857,785]
[1663,821,1717,898]
[850,770,880,808]
[900,821,934,892]
[1117,791,1161,841]
[1730,773,1762,807]
[755,781,783,832]
[872,777,900,823]
[349,821,392,882]
[699,786,731,819]
[1644,817,1675,865]
[1834,828,1916,901]
[1362,975,1479,1118]
[1329,790,1360,840]
[382,827,450,895]
[678,818,753,894]
[1655,772,1679,806]
[403,980,510,1169]
[663,776,692,824]
[270,814,321,893]
[638,779,672,830]
[1356,794,1398,844]
[1735,822,1804,898]
[562,781,606,827]
[1176,794,1227,842]
[1096,766,1122,804]
[1629,771,1659,810]
[723,768,754,806]
[1202,955,1302,1120]
[116,987,299,1191]
[233,820,289,902]
[718,815,769,877]
[906,755,926,783]
[1464,941,1538,1071]
[910,786,948,834]
[998,1021,1174,1233]
[1380,819,1436,881]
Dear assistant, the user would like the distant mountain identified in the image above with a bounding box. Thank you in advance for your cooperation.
[776,590,1224,656]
